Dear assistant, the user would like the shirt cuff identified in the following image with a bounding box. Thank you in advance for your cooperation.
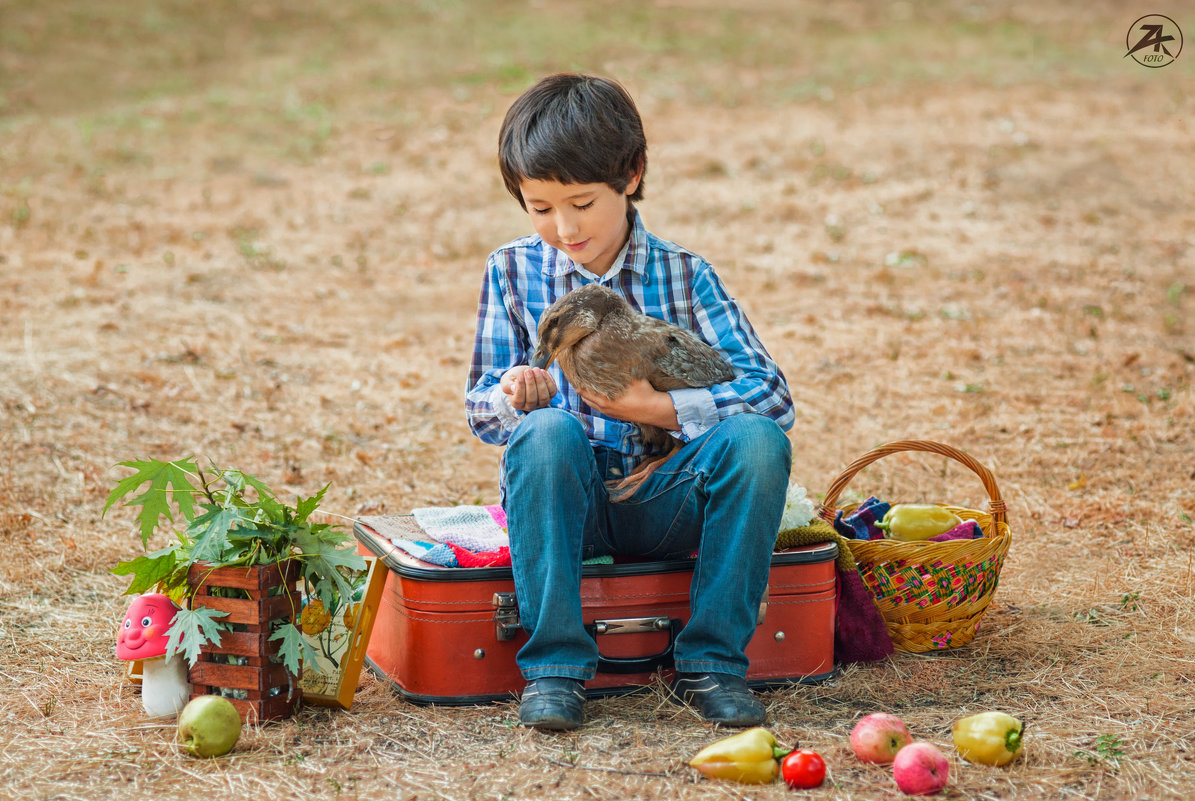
[492,386,525,432]
[668,387,719,442]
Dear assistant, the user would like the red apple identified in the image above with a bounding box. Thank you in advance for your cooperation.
[850,712,912,764]
[892,741,949,796]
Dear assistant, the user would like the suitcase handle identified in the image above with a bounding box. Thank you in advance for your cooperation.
[586,616,682,675]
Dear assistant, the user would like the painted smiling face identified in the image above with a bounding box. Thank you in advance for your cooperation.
[116,593,180,661]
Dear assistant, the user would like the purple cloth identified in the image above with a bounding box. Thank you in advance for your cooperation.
[833,496,892,541]
[835,567,895,662]
[929,519,983,541]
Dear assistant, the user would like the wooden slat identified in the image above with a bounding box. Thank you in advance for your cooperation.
[191,596,260,624]
[187,561,301,591]
[196,631,276,658]
[189,661,292,692]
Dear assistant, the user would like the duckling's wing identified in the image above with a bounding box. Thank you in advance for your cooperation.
[652,327,736,389]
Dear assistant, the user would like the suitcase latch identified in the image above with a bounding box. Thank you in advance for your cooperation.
[492,592,521,641]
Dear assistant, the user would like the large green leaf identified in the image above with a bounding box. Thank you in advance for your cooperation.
[250,494,288,526]
[296,529,366,606]
[165,606,229,666]
[294,484,329,524]
[269,622,319,676]
[103,458,199,547]
[218,468,275,503]
[110,547,178,596]
[187,504,253,562]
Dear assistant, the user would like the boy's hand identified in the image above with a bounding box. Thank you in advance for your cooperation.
[579,378,680,431]
[501,366,557,412]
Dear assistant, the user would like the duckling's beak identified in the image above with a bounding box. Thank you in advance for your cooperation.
[529,346,551,369]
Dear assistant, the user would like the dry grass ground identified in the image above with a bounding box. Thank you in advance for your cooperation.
[1,1,1193,799]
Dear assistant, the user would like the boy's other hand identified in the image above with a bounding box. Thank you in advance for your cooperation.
[501,365,558,412]
[579,378,680,431]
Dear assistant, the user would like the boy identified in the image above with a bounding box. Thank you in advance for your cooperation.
[466,73,794,731]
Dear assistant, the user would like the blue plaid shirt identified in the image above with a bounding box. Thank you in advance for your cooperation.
[466,211,794,478]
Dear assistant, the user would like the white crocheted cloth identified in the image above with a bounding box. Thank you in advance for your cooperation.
[411,505,509,552]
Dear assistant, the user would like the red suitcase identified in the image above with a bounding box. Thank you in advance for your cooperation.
[354,516,837,705]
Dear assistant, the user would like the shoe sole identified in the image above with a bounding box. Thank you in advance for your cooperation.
[520,714,581,731]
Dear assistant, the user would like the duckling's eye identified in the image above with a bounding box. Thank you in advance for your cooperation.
[141,616,153,627]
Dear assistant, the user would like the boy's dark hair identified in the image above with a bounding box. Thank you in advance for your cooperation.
[499,73,647,210]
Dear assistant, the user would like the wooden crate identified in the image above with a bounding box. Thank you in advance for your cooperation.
[187,561,303,722]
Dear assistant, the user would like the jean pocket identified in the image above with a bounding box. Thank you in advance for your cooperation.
[614,457,694,506]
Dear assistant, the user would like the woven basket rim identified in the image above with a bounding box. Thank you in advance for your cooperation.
[817,439,1008,525]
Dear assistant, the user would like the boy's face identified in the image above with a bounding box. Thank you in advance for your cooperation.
[519,175,640,278]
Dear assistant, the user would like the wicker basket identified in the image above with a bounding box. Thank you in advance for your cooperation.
[818,440,1011,653]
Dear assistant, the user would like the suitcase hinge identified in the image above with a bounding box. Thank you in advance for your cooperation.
[492,592,521,641]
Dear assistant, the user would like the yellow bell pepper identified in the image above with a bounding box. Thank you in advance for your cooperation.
[878,504,962,541]
[688,727,790,784]
[952,711,1025,766]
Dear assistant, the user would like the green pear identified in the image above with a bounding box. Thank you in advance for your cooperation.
[177,695,242,757]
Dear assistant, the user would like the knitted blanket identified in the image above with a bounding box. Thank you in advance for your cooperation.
[361,506,512,568]
[361,507,614,568]
[412,504,509,552]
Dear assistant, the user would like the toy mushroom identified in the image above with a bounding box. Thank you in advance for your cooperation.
[116,594,192,717]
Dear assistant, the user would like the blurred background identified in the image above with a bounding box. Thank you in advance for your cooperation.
[3,3,1194,800]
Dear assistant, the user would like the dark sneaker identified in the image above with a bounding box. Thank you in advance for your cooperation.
[518,677,585,731]
[671,672,766,727]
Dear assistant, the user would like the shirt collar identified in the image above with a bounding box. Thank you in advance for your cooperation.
[547,208,649,279]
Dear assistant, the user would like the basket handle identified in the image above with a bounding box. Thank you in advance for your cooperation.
[817,440,1006,525]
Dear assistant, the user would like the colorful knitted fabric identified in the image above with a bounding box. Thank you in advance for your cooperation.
[381,506,612,568]
[863,551,1004,612]
[832,496,891,540]
[411,504,508,552]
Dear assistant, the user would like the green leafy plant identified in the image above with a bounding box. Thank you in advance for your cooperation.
[104,458,365,676]
[1074,734,1125,768]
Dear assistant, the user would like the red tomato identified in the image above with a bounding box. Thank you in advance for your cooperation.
[781,749,826,789]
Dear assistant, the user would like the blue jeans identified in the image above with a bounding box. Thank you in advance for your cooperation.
[503,408,792,681]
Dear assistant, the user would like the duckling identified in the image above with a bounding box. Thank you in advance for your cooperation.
[530,283,735,497]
